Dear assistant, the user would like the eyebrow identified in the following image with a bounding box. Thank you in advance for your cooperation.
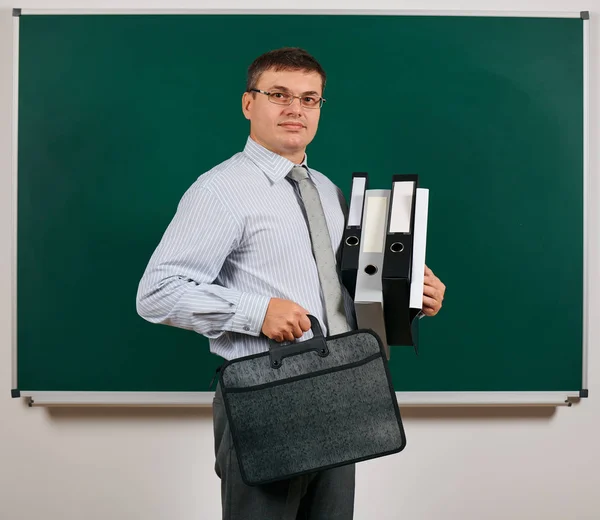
[268,85,321,96]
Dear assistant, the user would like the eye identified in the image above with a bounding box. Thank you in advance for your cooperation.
[271,92,290,101]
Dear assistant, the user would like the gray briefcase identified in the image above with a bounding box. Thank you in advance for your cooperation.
[218,315,406,486]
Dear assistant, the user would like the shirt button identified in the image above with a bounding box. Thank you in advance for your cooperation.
[243,326,250,332]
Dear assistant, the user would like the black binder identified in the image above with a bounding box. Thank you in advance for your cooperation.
[219,316,406,486]
[340,172,368,299]
[382,174,421,349]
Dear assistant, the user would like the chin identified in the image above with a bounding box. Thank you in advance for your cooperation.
[281,137,307,150]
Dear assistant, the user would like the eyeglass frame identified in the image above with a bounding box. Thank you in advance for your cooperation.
[248,88,326,109]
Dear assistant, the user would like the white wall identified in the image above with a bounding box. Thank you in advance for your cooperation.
[1,1,598,519]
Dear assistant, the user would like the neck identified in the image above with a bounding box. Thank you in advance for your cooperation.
[250,135,305,165]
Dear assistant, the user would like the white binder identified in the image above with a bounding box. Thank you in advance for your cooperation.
[354,189,390,358]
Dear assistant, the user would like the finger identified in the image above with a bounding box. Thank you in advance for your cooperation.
[422,283,436,295]
[424,264,433,276]
[271,332,284,343]
[423,268,439,281]
[423,273,437,286]
[422,298,442,316]
[421,306,437,317]
[282,329,295,342]
[423,284,440,299]
[423,278,444,300]
[299,314,311,332]
[291,321,304,339]
[422,295,439,310]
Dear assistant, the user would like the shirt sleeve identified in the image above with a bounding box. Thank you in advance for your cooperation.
[136,184,271,338]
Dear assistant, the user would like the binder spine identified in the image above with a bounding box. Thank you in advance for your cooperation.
[354,189,390,358]
[382,175,419,280]
[382,175,419,348]
[341,226,361,298]
[341,172,368,299]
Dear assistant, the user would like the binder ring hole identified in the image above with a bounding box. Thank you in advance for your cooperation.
[345,236,359,247]
[364,264,378,276]
[390,242,404,253]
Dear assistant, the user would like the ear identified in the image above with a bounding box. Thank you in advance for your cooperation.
[241,91,253,121]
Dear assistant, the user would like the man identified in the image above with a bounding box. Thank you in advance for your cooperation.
[137,47,445,520]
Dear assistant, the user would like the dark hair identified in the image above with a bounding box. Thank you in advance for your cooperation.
[246,47,327,93]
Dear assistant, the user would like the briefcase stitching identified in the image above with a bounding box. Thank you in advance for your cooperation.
[219,328,384,388]
[222,352,382,393]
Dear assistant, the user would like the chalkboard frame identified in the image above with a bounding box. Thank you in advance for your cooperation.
[10,8,591,407]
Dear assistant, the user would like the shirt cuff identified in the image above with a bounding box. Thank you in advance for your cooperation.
[231,292,271,336]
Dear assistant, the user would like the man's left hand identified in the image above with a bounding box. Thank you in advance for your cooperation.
[422,264,445,317]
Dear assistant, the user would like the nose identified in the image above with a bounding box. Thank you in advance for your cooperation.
[285,96,303,114]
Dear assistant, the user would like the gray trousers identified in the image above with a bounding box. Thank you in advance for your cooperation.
[213,384,356,520]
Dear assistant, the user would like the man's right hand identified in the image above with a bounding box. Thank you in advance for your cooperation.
[261,298,312,342]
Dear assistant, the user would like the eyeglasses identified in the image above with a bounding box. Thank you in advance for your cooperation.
[249,89,326,109]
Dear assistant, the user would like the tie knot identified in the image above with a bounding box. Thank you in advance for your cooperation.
[288,165,309,182]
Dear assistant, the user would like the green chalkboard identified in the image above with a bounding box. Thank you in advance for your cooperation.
[14,13,586,403]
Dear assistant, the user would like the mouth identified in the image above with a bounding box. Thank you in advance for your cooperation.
[278,122,306,130]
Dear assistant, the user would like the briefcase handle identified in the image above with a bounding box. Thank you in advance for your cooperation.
[268,315,329,369]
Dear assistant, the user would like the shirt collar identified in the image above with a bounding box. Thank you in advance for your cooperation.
[243,136,310,184]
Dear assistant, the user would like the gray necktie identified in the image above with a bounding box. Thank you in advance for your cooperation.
[288,166,350,335]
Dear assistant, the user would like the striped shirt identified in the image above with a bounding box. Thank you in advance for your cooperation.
[136,136,356,360]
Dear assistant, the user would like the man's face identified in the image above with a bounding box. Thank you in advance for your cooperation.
[242,68,323,163]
